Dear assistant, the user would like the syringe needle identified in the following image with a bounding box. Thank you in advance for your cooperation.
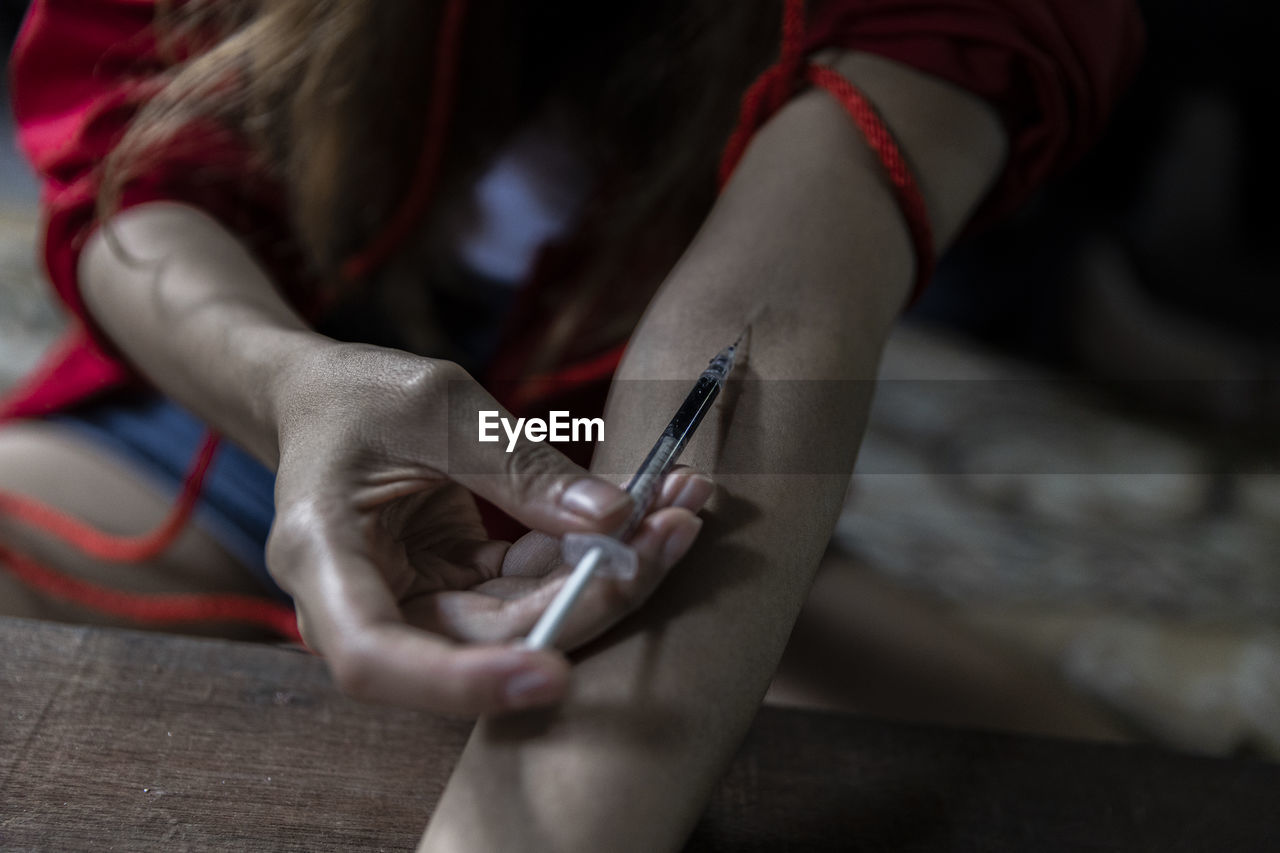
[523,339,740,650]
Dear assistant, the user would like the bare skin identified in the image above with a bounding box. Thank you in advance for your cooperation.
[767,548,1130,740]
[0,375,711,712]
[0,36,1069,853]
[418,51,1010,852]
[0,416,711,648]
[1,195,712,714]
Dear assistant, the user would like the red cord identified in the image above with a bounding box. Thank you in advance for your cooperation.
[0,430,220,563]
[718,0,805,188]
[804,63,936,298]
[338,0,469,283]
[718,0,935,300]
[0,430,300,641]
[0,542,301,641]
[507,341,628,413]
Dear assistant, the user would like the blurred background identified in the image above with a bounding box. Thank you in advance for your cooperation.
[1,2,1277,757]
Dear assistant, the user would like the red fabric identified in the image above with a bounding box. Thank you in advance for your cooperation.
[806,62,936,301]
[1,0,1143,419]
[2,0,309,419]
[806,0,1145,229]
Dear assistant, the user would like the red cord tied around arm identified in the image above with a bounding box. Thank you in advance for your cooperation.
[718,0,936,301]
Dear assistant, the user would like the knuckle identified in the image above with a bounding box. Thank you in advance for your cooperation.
[399,357,469,400]
[433,359,472,386]
[398,360,483,444]
[264,516,311,587]
[263,498,335,588]
[264,528,306,589]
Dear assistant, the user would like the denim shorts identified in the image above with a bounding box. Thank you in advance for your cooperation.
[51,394,290,602]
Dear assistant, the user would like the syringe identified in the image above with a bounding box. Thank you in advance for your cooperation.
[523,337,740,650]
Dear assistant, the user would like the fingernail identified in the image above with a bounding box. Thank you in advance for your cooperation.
[503,669,561,710]
[661,517,703,567]
[675,474,715,511]
[561,478,632,521]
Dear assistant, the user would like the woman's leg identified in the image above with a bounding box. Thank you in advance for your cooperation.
[0,419,278,640]
[767,548,1131,741]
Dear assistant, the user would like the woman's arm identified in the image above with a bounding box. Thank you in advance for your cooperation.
[76,204,659,715]
[420,51,1007,852]
[79,204,322,467]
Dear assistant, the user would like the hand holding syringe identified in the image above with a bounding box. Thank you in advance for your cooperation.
[524,338,740,649]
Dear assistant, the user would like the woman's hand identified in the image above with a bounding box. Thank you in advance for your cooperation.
[78,205,702,716]
[266,342,711,715]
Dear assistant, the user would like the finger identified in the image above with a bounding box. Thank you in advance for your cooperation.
[429,536,511,581]
[267,510,569,715]
[455,446,632,536]
[655,467,716,512]
[421,506,704,648]
[328,621,570,714]
[541,508,703,649]
[483,531,560,579]
[452,471,711,584]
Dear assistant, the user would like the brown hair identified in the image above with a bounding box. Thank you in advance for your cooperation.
[103,0,781,369]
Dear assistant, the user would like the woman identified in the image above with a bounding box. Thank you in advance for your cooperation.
[0,0,1142,848]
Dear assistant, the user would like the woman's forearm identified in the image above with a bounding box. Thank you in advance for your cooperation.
[78,203,328,467]
[421,53,1006,852]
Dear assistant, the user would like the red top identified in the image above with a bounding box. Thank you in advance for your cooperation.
[1,0,1144,420]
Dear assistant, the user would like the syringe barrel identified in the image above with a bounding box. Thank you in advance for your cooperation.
[617,345,734,538]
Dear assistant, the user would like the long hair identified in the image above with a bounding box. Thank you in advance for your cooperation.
[102,0,780,369]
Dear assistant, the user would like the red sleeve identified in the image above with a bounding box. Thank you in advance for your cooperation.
[806,0,1145,227]
[8,0,309,392]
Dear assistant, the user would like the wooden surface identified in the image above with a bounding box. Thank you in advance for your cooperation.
[1,616,1278,852]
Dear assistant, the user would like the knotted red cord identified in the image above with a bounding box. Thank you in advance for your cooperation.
[803,63,936,295]
[1,0,933,642]
[719,0,935,299]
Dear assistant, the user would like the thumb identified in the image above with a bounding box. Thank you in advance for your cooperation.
[444,381,631,534]
[452,437,633,536]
